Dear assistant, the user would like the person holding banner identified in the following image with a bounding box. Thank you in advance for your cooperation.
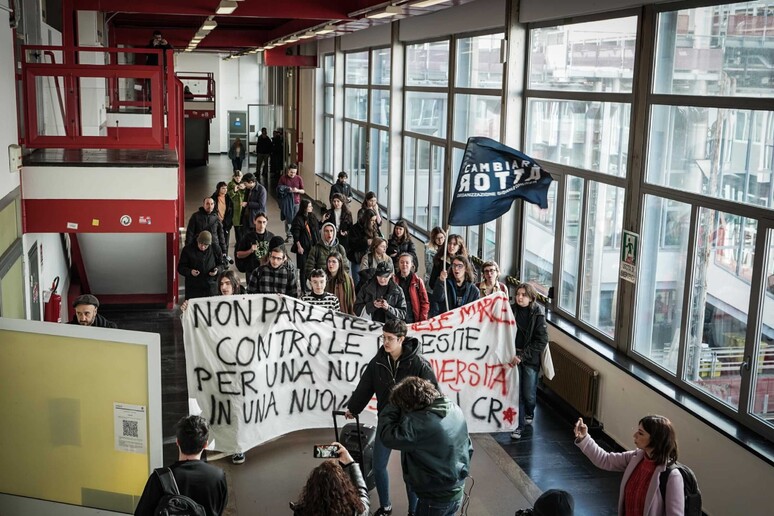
[354,261,406,323]
[325,252,356,315]
[246,246,299,297]
[301,269,341,312]
[424,227,446,294]
[430,255,479,318]
[427,234,468,295]
[509,283,548,440]
[346,319,438,516]
[478,260,508,297]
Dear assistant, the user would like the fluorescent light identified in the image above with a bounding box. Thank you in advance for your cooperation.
[285,36,299,43]
[412,0,448,7]
[367,5,402,19]
[298,31,316,39]
[201,20,217,31]
[195,30,209,38]
[216,1,238,15]
[315,24,336,35]
[264,44,275,49]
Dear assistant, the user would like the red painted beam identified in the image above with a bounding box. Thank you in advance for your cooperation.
[73,0,355,19]
[264,49,317,68]
[23,200,178,233]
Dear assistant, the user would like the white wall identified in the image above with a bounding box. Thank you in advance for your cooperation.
[23,233,71,322]
[0,6,20,199]
[549,326,774,516]
[400,0,506,41]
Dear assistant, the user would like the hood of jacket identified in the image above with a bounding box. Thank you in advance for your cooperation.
[320,222,340,248]
[378,335,420,363]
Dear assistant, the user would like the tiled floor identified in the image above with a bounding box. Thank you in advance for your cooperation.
[101,154,621,515]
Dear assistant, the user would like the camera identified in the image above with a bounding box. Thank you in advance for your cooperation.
[313,444,339,458]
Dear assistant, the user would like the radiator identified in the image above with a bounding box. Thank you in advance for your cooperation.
[542,342,599,419]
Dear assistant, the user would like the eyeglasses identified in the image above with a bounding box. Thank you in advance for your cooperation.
[452,263,465,270]
[484,269,498,274]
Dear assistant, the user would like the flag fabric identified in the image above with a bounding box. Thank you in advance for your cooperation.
[447,137,554,227]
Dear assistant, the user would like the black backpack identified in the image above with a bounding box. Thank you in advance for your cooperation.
[154,467,207,516]
[659,462,702,516]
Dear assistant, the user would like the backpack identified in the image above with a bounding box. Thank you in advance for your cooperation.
[659,462,702,516]
[154,467,207,516]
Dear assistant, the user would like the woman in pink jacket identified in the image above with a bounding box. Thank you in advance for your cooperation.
[574,415,685,516]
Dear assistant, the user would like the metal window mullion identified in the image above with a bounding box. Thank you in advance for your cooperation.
[550,174,567,311]
[525,89,633,104]
[675,204,700,383]
[536,160,628,189]
[640,182,774,222]
[649,93,774,111]
[402,130,446,146]
[574,179,591,318]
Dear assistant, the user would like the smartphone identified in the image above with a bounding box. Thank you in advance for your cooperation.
[313,444,339,458]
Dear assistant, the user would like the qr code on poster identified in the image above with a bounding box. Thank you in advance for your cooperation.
[122,420,139,438]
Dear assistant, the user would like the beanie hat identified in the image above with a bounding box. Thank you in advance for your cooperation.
[533,489,574,516]
[197,231,212,245]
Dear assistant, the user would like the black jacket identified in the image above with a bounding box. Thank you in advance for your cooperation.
[354,277,406,322]
[134,460,227,516]
[512,302,548,369]
[211,193,234,233]
[185,208,226,251]
[67,314,117,329]
[348,336,438,415]
[290,214,320,254]
[178,241,224,299]
[387,236,418,269]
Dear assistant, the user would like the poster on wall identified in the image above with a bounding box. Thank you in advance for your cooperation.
[114,402,148,454]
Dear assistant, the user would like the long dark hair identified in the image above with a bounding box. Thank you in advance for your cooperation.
[359,208,377,239]
[293,460,365,516]
[391,219,410,244]
[325,252,347,285]
[639,415,678,465]
[295,199,317,225]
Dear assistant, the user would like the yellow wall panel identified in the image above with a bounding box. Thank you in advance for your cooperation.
[1,257,24,319]
[0,198,19,254]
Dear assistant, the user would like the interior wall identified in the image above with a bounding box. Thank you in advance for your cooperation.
[549,327,774,516]
[175,52,221,153]
[0,5,20,199]
[519,0,661,23]
[23,233,71,321]
[400,0,506,41]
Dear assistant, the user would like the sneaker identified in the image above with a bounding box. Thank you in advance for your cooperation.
[374,507,393,516]
[510,428,522,440]
[525,415,534,425]
[232,453,245,464]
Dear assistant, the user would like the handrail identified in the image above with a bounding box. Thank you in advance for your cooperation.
[41,50,67,137]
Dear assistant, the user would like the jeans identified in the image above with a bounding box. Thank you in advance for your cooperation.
[518,364,539,428]
[231,157,243,172]
[351,261,361,288]
[285,203,299,237]
[415,498,461,516]
[374,432,418,512]
[257,154,270,177]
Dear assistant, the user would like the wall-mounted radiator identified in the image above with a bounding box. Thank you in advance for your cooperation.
[542,342,599,419]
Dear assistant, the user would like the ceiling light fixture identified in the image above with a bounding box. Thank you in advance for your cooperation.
[216,1,238,15]
[366,5,402,19]
[412,0,448,7]
[315,24,336,35]
[201,20,218,31]
[298,31,316,39]
[285,36,299,43]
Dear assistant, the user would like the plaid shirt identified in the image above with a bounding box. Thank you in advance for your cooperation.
[247,262,298,296]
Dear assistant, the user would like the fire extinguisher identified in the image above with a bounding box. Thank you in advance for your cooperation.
[44,276,62,323]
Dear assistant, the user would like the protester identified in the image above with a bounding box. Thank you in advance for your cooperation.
[325,252,356,315]
[256,127,273,182]
[179,270,243,313]
[235,212,275,280]
[354,261,406,323]
[348,208,382,286]
[67,294,117,328]
[271,129,284,183]
[424,227,446,294]
[357,191,383,228]
[346,319,438,516]
[329,171,353,205]
[393,252,430,323]
[574,415,685,516]
[290,199,320,291]
[321,193,353,250]
[306,221,349,279]
[211,182,234,256]
[387,219,417,270]
[240,173,267,232]
[431,255,479,317]
[359,236,393,285]
[428,233,468,291]
[290,443,369,516]
[185,197,226,255]
[246,246,299,297]
[134,415,227,516]
[277,164,305,239]
[379,377,473,516]
[228,138,245,173]
[509,282,548,440]
[301,269,341,312]
[145,30,172,67]
[479,260,507,297]
[515,489,575,516]
[178,231,223,300]
[228,170,246,247]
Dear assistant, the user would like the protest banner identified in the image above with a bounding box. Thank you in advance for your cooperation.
[182,291,518,454]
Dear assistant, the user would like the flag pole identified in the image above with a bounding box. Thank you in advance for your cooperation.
[443,224,451,314]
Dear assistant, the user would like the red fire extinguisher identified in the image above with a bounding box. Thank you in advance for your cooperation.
[44,276,62,323]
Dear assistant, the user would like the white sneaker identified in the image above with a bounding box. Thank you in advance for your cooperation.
[510,428,522,439]
[232,453,245,464]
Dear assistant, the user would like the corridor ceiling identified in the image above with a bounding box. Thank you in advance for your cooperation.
[71,0,470,53]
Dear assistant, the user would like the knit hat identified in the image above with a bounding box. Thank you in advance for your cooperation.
[533,489,574,516]
[73,294,100,308]
[197,231,212,245]
[375,261,392,277]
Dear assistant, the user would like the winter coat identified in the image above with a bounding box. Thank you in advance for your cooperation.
[185,208,226,251]
[178,241,224,299]
[242,184,267,229]
[348,336,437,414]
[321,208,353,250]
[430,278,480,317]
[353,277,406,323]
[305,234,350,279]
[394,272,430,322]
[290,214,320,255]
[512,302,548,370]
[387,236,418,269]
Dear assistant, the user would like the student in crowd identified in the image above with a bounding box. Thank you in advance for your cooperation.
[348,208,382,286]
[325,252,356,316]
[479,260,507,297]
[329,171,353,205]
[357,191,383,228]
[431,255,479,317]
[346,319,438,516]
[301,269,341,312]
[227,170,245,248]
[387,219,417,270]
[428,233,468,291]
[393,252,429,324]
[306,221,349,280]
[68,294,117,328]
[509,282,548,440]
[178,231,223,300]
[134,415,227,516]
[359,236,393,285]
[228,138,245,173]
[271,129,284,183]
[255,127,273,182]
[246,246,299,297]
[515,489,575,516]
[235,212,275,280]
[290,199,319,291]
[574,415,685,516]
[424,227,446,294]
[354,262,406,323]
[185,197,226,255]
[379,377,473,516]
[211,182,233,257]
[290,443,369,516]
[179,270,243,313]
[240,173,267,232]
[322,193,353,250]
[277,164,305,239]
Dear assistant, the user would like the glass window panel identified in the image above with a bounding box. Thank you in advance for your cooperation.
[431,148,444,230]
[372,48,391,85]
[406,91,448,138]
[324,86,333,114]
[416,139,431,230]
[345,51,368,85]
[685,208,757,409]
[523,181,558,297]
[407,40,450,86]
[526,98,630,177]
[528,17,637,93]
[371,89,390,126]
[483,220,497,262]
[369,128,389,199]
[579,182,625,336]
[654,2,774,98]
[456,33,504,88]
[560,176,584,314]
[344,88,368,121]
[453,94,501,143]
[403,137,417,223]
[324,54,334,84]
[344,122,367,192]
[322,116,333,179]
[647,105,774,209]
[753,230,774,428]
[634,195,691,374]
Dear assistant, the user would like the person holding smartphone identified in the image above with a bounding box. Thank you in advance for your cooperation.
[291,442,369,516]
